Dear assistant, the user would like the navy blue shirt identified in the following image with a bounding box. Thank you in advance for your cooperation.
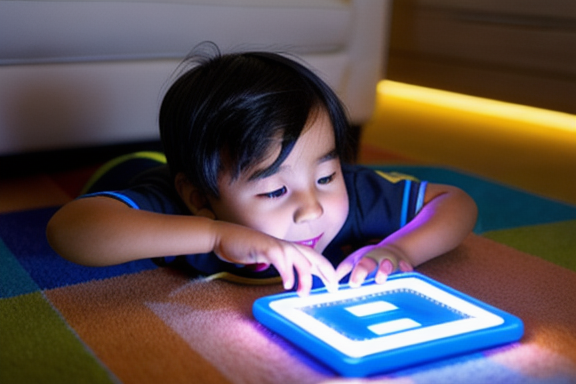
[84,163,427,279]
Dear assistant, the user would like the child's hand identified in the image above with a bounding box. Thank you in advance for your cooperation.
[336,244,413,287]
[211,221,338,296]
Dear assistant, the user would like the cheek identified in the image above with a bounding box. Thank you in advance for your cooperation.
[315,191,349,253]
[327,184,350,223]
[242,206,291,238]
[331,193,350,225]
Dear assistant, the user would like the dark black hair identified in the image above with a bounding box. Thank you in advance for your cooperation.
[159,44,352,197]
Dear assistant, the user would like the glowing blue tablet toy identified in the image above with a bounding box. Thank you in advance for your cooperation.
[253,272,523,377]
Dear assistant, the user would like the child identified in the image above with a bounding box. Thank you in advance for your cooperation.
[46,47,477,297]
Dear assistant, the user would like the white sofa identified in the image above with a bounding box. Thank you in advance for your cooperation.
[0,0,391,155]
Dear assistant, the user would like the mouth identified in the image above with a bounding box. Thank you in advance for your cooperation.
[295,234,323,249]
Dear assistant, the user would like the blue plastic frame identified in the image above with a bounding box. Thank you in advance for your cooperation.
[252,272,523,377]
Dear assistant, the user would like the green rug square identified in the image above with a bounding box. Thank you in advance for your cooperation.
[0,292,116,384]
[483,220,576,272]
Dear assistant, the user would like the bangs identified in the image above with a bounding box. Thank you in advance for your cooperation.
[159,47,351,197]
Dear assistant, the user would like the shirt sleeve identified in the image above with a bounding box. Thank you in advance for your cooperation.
[80,165,189,215]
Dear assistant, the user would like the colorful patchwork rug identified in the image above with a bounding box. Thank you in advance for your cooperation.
[2,167,576,383]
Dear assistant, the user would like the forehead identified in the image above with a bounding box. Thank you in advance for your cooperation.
[218,110,336,190]
[249,111,336,179]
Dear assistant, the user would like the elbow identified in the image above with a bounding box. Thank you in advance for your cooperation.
[46,213,76,264]
[46,209,95,266]
[471,198,479,231]
[45,197,128,267]
[451,186,478,237]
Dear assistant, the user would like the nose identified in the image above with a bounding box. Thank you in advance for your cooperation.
[293,190,323,224]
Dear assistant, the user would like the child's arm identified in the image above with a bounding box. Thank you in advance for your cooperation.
[46,196,337,296]
[336,183,477,287]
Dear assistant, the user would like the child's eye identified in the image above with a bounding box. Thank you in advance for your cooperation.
[259,186,287,199]
[318,172,336,185]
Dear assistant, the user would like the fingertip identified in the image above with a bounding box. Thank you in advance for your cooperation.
[326,281,339,294]
[348,268,367,288]
[297,282,311,297]
[375,272,389,284]
[381,259,394,274]
[319,274,339,294]
[348,280,361,289]
[280,269,294,290]
[297,289,309,298]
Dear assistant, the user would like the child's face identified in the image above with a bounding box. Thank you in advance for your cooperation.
[208,111,349,253]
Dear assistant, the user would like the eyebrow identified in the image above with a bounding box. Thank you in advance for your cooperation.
[248,147,339,182]
[319,148,339,163]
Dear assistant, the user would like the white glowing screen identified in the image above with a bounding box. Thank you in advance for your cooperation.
[269,277,504,358]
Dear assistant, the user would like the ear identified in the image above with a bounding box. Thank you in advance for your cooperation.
[174,173,215,219]
[174,172,192,202]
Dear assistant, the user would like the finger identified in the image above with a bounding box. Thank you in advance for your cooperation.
[313,263,338,293]
[292,256,313,297]
[335,247,369,281]
[267,248,295,290]
[335,258,354,282]
[349,257,377,288]
[280,267,295,291]
[297,245,338,293]
[296,272,312,297]
[399,259,413,272]
[375,258,394,284]
[312,259,338,293]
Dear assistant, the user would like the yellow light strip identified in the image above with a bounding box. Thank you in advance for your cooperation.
[377,80,576,134]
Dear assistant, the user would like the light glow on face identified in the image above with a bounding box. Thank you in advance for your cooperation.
[269,277,504,358]
[207,111,349,253]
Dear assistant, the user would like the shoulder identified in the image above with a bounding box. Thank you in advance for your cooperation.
[342,164,421,198]
[82,165,189,215]
[342,164,419,184]
[342,164,427,223]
